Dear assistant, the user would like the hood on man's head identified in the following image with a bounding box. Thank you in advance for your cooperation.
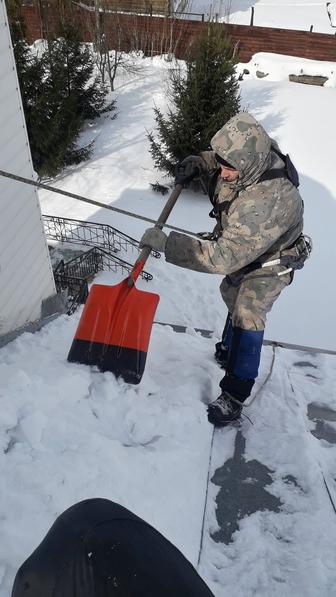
[210,112,272,186]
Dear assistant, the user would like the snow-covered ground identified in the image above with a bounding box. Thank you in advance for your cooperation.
[1,53,336,595]
[2,316,336,596]
[239,51,336,87]
[200,345,336,596]
[186,0,336,33]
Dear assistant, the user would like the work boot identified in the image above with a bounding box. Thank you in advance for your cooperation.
[207,392,243,426]
[214,341,229,369]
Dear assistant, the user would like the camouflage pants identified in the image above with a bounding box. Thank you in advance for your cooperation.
[220,271,292,331]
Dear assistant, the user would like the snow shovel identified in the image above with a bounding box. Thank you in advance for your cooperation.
[67,184,183,384]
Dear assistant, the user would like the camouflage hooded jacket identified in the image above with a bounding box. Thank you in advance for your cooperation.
[165,112,304,276]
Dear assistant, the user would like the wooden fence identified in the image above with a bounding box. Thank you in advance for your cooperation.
[20,1,336,63]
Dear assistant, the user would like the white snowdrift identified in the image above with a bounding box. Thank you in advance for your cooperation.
[238,52,336,87]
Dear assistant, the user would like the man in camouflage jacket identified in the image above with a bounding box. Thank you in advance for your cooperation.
[141,112,304,426]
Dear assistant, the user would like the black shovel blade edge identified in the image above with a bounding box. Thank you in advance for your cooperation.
[67,339,147,385]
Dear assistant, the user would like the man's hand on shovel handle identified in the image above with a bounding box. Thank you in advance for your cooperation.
[140,227,168,253]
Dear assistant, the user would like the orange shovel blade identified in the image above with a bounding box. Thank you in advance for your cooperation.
[67,281,160,384]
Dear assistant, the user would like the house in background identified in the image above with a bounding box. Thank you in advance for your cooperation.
[0,0,63,347]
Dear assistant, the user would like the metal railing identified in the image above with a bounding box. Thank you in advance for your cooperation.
[63,246,153,280]
[43,214,161,258]
[54,248,103,279]
[57,246,153,283]
[53,246,153,314]
[94,247,153,281]
[53,270,89,315]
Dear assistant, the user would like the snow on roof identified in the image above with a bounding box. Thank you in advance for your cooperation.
[2,49,336,597]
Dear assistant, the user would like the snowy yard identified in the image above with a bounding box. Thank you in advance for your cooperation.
[1,51,336,595]
[188,0,336,33]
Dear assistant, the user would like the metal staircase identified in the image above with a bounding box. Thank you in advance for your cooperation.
[44,215,157,315]
[43,214,161,258]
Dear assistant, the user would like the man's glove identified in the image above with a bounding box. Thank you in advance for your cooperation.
[140,227,168,253]
[175,155,205,186]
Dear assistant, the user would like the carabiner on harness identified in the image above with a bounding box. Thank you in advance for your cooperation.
[261,234,313,275]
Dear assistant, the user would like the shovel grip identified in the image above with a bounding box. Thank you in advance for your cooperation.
[128,184,183,285]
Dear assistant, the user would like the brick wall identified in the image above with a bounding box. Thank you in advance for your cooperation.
[20,2,336,63]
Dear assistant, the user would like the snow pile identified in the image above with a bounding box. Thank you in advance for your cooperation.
[238,52,336,87]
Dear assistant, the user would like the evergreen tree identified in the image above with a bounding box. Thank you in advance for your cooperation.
[31,24,116,176]
[8,18,116,177]
[148,23,240,177]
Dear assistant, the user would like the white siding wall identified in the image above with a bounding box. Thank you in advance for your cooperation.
[0,0,56,337]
